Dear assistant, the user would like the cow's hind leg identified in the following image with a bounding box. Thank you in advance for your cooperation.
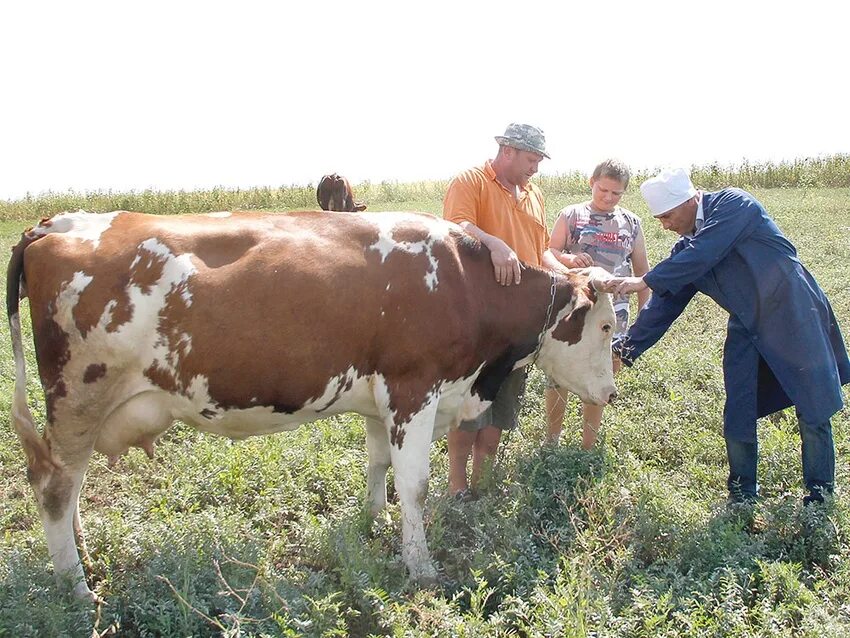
[385,403,439,584]
[365,417,391,517]
[30,459,95,601]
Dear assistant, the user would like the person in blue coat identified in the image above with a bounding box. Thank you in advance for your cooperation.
[605,167,849,505]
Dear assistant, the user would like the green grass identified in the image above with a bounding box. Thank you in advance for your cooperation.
[0,170,849,636]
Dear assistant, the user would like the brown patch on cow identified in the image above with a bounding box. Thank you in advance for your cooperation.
[34,315,70,381]
[105,294,134,332]
[144,362,180,393]
[45,380,68,425]
[552,301,590,345]
[72,268,136,338]
[41,470,73,521]
[390,424,406,449]
[129,248,166,295]
[72,280,134,337]
[83,363,107,384]
[32,313,71,424]
[390,223,431,245]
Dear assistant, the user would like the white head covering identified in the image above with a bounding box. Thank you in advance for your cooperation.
[640,168,697,216]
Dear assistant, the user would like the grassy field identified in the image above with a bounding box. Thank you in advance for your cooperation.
[1,169,849,636]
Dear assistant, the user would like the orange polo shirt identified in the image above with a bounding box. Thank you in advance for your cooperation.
[443,161,549,266]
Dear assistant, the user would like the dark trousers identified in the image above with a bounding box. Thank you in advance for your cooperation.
[726,412,835,500]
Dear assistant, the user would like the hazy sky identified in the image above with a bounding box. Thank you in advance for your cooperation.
[1,0,847,200]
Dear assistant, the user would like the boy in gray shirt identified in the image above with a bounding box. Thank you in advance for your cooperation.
[546,159,651,448]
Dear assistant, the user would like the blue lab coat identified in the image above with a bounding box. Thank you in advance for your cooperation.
[614,188,850,442]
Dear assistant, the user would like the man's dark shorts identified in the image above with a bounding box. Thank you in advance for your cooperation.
[457,367,527,432]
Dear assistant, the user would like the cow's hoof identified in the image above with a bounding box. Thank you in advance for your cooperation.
[72,583,99,604]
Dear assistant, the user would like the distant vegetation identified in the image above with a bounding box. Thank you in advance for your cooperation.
[1,155,848,223]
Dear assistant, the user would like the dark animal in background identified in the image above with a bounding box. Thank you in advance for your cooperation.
[317,173,367,212]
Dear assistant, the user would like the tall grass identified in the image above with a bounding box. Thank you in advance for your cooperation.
[1,155,847,223]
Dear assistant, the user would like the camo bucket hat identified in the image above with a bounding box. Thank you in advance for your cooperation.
[494,123,550,159]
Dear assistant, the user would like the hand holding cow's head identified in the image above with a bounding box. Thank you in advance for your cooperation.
[570,266,617,294]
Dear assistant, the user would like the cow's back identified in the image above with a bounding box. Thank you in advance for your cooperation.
[22,210,490,436]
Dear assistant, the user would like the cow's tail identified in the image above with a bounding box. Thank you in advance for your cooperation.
[6,230,61,476]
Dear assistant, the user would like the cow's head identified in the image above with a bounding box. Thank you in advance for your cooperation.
[537,267,618,406]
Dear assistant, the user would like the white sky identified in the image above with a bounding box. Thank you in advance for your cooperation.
[1,0,847,200]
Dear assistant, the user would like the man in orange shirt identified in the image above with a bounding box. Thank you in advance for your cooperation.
[443,123,565,498]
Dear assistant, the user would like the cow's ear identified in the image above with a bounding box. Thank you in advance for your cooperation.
[354,202,367,212]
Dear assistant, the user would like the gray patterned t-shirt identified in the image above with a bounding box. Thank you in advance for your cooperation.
[554,202,644,332]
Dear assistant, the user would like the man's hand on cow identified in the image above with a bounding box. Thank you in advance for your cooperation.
[608,276,648,295]
[488,239,522,285]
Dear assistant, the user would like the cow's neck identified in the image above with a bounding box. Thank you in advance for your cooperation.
[480,268,572,365]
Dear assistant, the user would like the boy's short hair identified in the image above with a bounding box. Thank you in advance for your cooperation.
[591,159,631,189]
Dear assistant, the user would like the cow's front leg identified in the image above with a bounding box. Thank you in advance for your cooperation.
[364,417,391,517]
[386,403,439,585]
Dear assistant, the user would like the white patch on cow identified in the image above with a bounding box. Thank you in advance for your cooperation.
[185,375,215,410]
[189,367,378,439]
[176,362,487,446]
[33,210,120,249]
[131,238,197,307]
[370,374,394,420]
[457,392,491,422]
[364,213,451,291]
[433,364,487,438]
[204,211,232,218]
[54,271,93,331]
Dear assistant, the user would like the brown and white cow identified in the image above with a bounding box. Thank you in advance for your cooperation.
[316,173,367,212]
[7,209,616,600]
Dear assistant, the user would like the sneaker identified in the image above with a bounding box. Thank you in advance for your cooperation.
[803,486,833,507]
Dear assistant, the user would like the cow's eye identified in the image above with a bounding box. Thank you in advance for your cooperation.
[602,324,612,333]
